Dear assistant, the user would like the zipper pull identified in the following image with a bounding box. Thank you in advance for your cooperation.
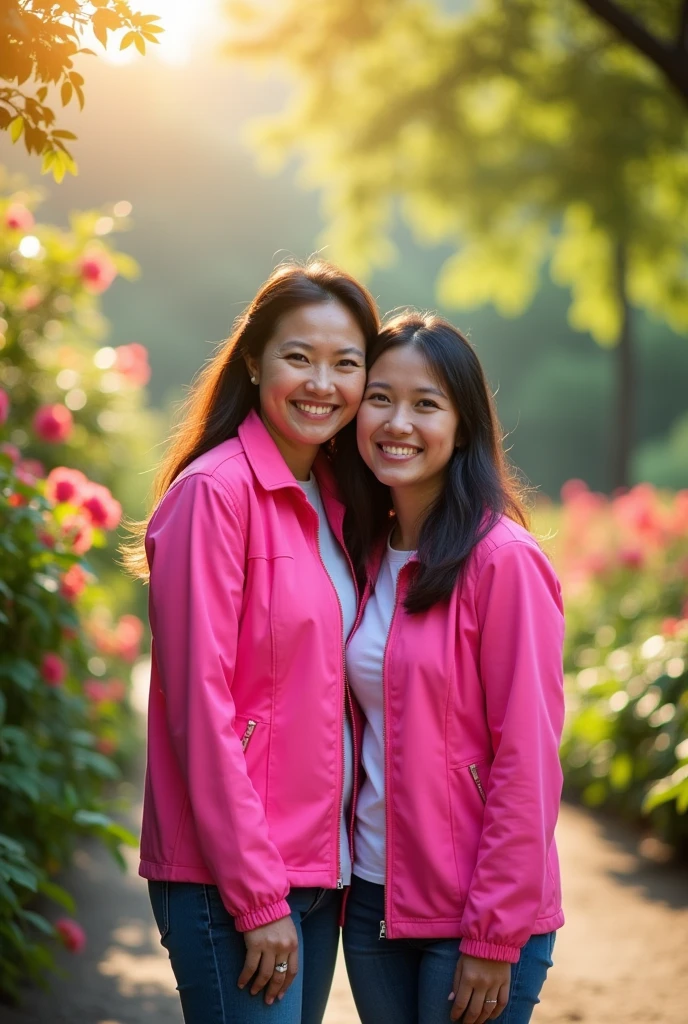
[379,920,387,939]
[336,878,344,890]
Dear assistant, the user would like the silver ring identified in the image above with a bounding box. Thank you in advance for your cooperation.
[274,961,288,973]
[484,999,498,1004]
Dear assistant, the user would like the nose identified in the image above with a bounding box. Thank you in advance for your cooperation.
[384,407,414,436]
[305,364,336,396]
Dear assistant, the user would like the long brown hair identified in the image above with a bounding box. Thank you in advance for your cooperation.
[121,259,379,580]
[342,311,530,611]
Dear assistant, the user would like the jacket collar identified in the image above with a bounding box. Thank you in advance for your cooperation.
[237,408,342,507]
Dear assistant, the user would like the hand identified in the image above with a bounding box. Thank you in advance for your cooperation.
[448,953,510,1023]
[237,915,299,1005]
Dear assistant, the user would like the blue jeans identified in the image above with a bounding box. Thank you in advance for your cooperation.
[148,882,341,1024]
[342,876,555,1024]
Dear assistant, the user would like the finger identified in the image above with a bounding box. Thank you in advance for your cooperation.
[237,947,261,990]
[264,951,291,1005]
[450,977,473,1022]
[448,956,463,1003]
[475,988,501,1024]
[463,986,489,1024]
[277,947,299,1000]
[250,951,275,995]
[489,982,510,1020]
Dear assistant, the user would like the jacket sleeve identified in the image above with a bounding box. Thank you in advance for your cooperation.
[146,472,291,931]
[459,539,565,963]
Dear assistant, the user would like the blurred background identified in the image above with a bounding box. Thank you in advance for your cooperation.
[1,1,687,1020]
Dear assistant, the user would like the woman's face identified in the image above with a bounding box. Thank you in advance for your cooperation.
[357,344,460,493]
[247,301,367,450]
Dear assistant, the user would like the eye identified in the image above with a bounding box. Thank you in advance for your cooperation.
[417,399,439,409]
[286,353,309,363]
[338,358,361,368]
[366,392,390,403]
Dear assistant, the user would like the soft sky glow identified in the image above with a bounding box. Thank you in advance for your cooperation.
[95,0,225,66]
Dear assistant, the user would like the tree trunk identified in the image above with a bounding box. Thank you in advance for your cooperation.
[612,241,633,490]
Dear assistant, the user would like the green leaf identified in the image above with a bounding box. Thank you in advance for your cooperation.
[18,909,55,936]
[9,116,24,142]
[73,810,113,829]
[2,863,39,893]
[38,879,76,913]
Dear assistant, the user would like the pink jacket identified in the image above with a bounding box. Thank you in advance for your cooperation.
[139,410,356,931]
[365,517,565,962]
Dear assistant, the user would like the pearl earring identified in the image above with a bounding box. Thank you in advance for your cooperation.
[250,376,257,385]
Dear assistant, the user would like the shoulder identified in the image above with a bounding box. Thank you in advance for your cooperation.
[466,515,560,595]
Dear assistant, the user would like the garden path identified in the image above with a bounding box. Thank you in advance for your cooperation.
[4,790,688,1023]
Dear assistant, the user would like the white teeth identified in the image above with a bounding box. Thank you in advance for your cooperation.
[381,445,420,456]
[294,402,333,416]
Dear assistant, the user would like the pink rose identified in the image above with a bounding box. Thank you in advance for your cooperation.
[46,467,88,505]
[83,679,109,703]
[55,918,86,953]
[114,343,151,387]
[0,442,21,463]
[5,203,34,232]
[560,479,589,504]
[0,389,9,425]
[619,547,644,569]
[80,482,121,530]
[60,564,88,601]
[33,404,73,444]
[78,250,117,294]
[61,513,93,555]
[41,653,67,687]
[16,459,45,486]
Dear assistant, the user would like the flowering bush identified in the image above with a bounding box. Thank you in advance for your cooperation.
[548,482,688,850]
[0,175,163,1000]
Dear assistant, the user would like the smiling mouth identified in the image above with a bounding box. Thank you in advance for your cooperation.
[292,401,339,418]
[377,443,423,459]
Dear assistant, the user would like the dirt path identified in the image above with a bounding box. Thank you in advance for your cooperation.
[4,798,688,1024]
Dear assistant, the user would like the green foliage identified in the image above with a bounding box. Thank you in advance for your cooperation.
[226,0,688,342]
[0,459,137,1000]
[545,483,688,849]
[0,1,162,180]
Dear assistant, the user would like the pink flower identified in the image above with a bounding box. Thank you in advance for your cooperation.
[80,482,121,530]
[78,250,117,294]
[0,442,21,463]
[61,513,93,555]
[45,467,88,505]
[560,479,589,504]
[115,614,144,662]
[33,404,73,444]
[55,918,86,953]
[619,547,644,569]
[37,529,56,549]
[83,679,109,703]
[0,389,9,425]
[41,653,67,687]
[5,203,34,232]
[60,564,88,601]
[19,285,43,310]
[114,343,151,387]
[16,459,45,486]
[662,618,679,637]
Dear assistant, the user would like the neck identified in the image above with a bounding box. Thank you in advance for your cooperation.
[260,415,318,481]
[390,478,442,550]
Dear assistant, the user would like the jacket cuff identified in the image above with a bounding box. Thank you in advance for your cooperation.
[234,898,291,933]
[460,937,521,964]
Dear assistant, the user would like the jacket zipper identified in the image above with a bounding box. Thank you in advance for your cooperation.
[469,762,487,803]
[240,719,257,752]
[379,566,406,940]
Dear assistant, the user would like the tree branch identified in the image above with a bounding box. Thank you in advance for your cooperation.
[577,0,688,105]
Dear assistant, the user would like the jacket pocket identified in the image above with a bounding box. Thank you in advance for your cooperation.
[448,757,491,894]
[240,718,258,752]
[233,715,268,802]
[468,762,487,804]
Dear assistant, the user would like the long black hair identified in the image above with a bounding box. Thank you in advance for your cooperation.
[340,311,529,612]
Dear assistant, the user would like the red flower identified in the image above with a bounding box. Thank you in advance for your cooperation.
[60,564,88,601]
[0,388,9,425]
[78,250,117,294]
[61,513,93,555]
[5,203,34,232]
[55,918,86,953]
[114,343,151,387]
[16,459,45,486]
[46,467,88,505]
[41,653,67,687]
[619,547,644,569]
[96,737,118,756]
[560,479,589,504]
[33,404,73,444]
[0,442,21,463]
[80,482,122,530]
[115,614,144,662]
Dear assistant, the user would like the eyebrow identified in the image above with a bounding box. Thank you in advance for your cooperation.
[280,340,365,358]
[366,381,447,398]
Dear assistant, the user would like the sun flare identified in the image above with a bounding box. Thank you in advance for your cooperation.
[96,0,224,66]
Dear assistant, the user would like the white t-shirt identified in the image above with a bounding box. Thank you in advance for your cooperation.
[346,536,414,884]
[298,475,357,885]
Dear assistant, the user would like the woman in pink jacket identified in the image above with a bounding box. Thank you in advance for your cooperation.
[341,312,565,1024]
[125,260,379,1023]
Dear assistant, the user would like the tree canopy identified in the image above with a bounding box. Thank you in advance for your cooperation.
[0,1,162,181]
[226,0,688,486]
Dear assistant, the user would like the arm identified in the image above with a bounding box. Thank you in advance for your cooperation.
[146,472,291,931]
[459,540,565,963]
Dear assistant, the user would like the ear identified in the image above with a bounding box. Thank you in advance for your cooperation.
[244,353,259,384]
